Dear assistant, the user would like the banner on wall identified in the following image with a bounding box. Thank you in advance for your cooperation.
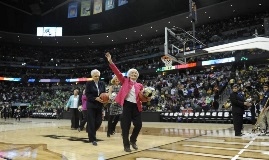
[118,0,128,6]
[93,0,102,14]
[105,0,115,10]
[68,2,78,18]
[81,0,91,16]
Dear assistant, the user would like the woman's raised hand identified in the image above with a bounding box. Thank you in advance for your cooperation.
[105,52,112,63]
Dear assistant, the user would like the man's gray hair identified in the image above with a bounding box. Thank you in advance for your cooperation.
[91,69,100,77]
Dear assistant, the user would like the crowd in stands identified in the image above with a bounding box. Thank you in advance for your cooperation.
[1,12,269,117]
[142,70,230,113]
[0,12,268,78]
[221,64,269,113]
[1,64,231,114]
[1,62,269,119]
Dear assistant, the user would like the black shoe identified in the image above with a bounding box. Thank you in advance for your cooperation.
[107,132,110,137]
[235,133,244,136]
[130,141,138,150]
[78,128,81,132]
[124,147,131,152]
[92,141,97,146]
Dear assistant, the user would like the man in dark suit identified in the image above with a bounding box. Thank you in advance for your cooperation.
[230,84,252,136]
[86,69,106,146]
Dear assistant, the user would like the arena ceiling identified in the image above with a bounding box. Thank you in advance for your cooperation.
[0,0,268,47]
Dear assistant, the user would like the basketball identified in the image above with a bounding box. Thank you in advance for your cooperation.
[139,90,148,102]
[100,93,109,103]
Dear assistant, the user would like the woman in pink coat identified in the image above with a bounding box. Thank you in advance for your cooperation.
[106,52,150,152]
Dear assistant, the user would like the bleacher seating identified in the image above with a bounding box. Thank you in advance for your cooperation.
[160,111,253,124]
[32,112,57,119]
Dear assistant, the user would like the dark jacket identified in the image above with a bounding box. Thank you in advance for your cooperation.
[261,91,269,107]
[85,80,106,109]
[230,92,245,114]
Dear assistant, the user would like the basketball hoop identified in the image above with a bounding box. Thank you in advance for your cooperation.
[161,56,173,67]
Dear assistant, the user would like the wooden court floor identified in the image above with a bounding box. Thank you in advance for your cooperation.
[0,118,268,160]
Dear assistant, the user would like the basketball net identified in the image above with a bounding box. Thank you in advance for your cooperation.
[161,56,173,67]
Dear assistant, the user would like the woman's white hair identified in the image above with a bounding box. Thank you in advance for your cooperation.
[127,68,139,78]
[91,69,100,77]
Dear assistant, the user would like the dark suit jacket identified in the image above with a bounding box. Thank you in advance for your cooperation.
[85,80,106,109]
[230,92,245,114]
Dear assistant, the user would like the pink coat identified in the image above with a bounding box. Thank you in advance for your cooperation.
[109,63,144,112]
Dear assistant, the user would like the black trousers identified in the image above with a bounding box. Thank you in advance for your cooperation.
[107,114,120,134]
[57,113,62,120]
[79,110,88,130]
[232,111,243,135]
[4,113,7,120]
[250,104,256,124]
[15,113,20,121]
[87,107,102,142]
[121,100,142,148]
[70,108,79,129]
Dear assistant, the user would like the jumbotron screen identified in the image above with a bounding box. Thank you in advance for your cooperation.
[37,27,62,37]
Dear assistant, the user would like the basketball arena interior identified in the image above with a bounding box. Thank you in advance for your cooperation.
[1,0,269,159]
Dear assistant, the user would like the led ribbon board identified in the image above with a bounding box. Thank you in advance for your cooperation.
[156,63,197,72]
[65,78,93,82]
[202,57,235,66]
[0,77,21,81]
